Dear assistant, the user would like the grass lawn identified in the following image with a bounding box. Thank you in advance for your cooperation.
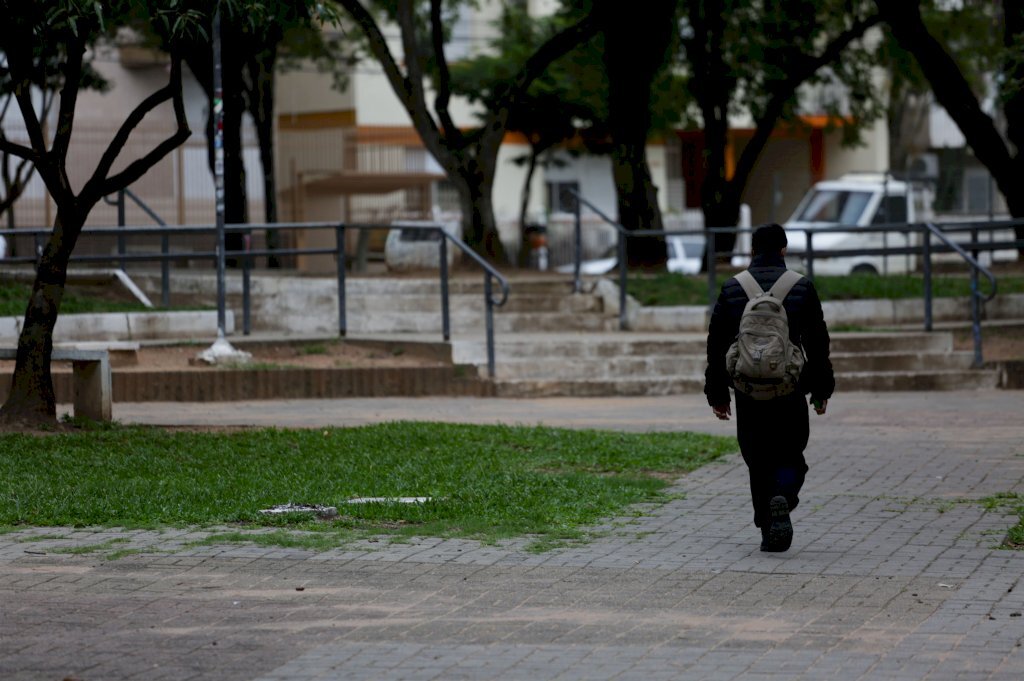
[0,281,152,316]
[627,272,1024,307]
[982,493,1024,549]
[0,422,736,552]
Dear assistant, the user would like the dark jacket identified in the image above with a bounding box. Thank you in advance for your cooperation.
[704,253,835,406]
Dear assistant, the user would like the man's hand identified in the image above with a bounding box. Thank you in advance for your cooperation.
[712,403,731,421]
[811,398,828,415]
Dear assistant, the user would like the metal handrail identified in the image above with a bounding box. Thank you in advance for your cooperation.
[568,189,707,330]
[104,188,172,306]
[3,219,510,378]
[922,222,997,367]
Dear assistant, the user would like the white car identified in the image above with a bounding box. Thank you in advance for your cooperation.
[556,235,703,275]
[0,234,6,259]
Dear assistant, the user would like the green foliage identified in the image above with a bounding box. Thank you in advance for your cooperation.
[0,422,736,550]
[0,281,153,316]
[679,0,884,144]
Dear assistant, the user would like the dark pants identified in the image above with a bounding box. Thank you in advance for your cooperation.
[734,391,810,528]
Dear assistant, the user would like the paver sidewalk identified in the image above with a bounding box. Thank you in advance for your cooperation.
[2,391,1023,680]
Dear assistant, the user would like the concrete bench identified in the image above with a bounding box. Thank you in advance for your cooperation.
[0,346,112,422]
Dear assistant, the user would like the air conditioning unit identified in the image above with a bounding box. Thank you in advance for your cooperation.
[906,152,940,180]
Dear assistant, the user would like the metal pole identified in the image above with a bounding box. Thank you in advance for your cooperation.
[117,190,126,271]
[922,227,933,332]
[336,224,347,337]
[485,274,495,378]
[618,230,627,330]
[573,196,582,294]
[971,268,983,368]
[213,5,227,339]
[161,232,170,307]
[806,231,815,282]
[242,228,251,336]
[706,228,716,308]
[439,232,450,342]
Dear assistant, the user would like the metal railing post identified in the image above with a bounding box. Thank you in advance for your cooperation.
[573,196,582,294]
[161,232,170,308]
[706,228,717,308]
[971,267,983,368]
[336,224,347,337]
[805,230,815,282]
[485,273,496,378]
[439,232,451,342]
[117,190,127,271]
[618,230,627,330]
[242,228,251,336]
[922,227,933,332]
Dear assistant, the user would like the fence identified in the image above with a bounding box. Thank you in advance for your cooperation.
[2,219,509,378]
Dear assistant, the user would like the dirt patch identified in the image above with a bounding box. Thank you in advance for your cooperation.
[128,339,451,372]
[0,339,453,373]
[951,326,1024,361]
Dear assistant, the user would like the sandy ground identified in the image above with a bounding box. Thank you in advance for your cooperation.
[128,340,450,371]
[0,339,450,373]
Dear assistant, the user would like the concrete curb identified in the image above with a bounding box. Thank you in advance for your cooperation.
[0,310,233,342]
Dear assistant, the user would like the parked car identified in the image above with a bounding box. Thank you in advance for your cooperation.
[556,235,704,275]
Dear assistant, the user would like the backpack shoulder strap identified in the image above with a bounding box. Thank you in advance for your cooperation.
[767,270,804,301]
[734,270,764,300]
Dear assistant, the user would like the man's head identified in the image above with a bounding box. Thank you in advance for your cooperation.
[751,223,788,256]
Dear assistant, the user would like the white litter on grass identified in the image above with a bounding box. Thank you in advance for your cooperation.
[258,503,338,518]
[345,497,434,504]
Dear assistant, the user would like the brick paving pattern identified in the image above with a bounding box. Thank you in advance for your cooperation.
[1,391,1023,680]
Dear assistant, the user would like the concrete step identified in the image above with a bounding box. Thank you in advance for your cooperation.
[829,332,953,353]
[487,356,709,380]
[494,376,706,398]
[343,293,605,314]
[830,351,977,373]
[350,312,619,335]
[492,367,1001,397]
[835,369,1001,391]
[451,336,709,363]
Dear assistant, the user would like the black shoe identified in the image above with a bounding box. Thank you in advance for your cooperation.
[761,495,793,552]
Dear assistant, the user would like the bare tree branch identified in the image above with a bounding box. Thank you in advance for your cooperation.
[82,56,191,203]
[50,37,85,169]
[430,0,461,146]
[336,0,449,166]
[732,13,883,192]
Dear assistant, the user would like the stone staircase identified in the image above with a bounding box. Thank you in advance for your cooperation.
[451,330,1001,397]
[128,270,1010,396]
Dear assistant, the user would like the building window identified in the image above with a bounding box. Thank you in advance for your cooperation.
[547,181,579,214]
[964,168,993,214]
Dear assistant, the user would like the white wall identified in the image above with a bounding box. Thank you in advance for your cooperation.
[825,119,890,177]
[276,68,355,117]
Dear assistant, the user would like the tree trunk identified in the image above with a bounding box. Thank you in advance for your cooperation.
[516,147,540,267]
[250,47,280,267]
[878,1,1024,247]
[0,209,82,426]
[610,141,666,268]
[453,165,506,264]
[600,0,674,269]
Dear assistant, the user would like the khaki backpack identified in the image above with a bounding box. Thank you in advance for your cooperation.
[725,270,806,400]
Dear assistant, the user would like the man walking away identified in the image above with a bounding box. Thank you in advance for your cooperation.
[704,223,834,552]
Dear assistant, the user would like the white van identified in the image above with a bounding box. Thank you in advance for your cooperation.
[730,174,923,274]
[781,173,924,275]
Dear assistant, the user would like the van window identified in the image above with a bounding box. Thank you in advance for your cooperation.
[794,190,873,225]
[871,195,908,224]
